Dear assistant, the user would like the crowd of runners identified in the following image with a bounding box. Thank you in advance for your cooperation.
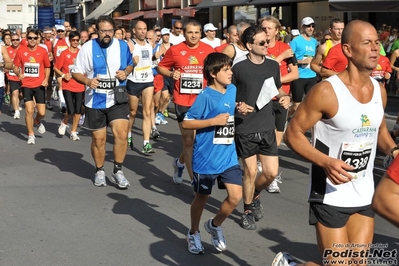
[0,15,399,265]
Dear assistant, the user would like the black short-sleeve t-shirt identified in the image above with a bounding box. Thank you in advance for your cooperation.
[232,56,282,134]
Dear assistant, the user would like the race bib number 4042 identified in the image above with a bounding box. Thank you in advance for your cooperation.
[213,115,234,145]
[340,141,373,181]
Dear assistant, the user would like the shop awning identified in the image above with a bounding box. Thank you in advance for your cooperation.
[65,4,79,14]
[195,0,249,9]
[84,0,124,21]
[249,0,323,4]
[162,7,195,17]
[114,11,145,20]
[329,0,399,12]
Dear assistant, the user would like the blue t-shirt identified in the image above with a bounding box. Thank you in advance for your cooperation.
[290,35,318,78]
[184,84,239,174]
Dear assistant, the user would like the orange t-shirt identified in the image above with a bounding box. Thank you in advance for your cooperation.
[13,45,51,88]
[158,41,215,107]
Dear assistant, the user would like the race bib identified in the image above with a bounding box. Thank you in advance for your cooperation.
[68,64,74,73]
[134,65,152,81]
[180,73,203,94]
[24,62,40,77]
[56,46,68,57]
[95,74,116,93]
[340,141,373,181]
[213,115,234,145]
[9,69,16,76]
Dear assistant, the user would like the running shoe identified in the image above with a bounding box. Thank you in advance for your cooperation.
[172,158,184,184]
[142,143,155,154]
[27,135,35,145]
[58,121,68,136]
[70,132,80,141]
[128,136,134,150]
[251,196,264,221]
[257,160,262,173]
[13,110,20,120]
[240,211,256,230]
[78,114,85,126]
[272,252,299,266]
[4,94,10,104]
[94,170,106,187]
[155,113,161,125]
[204,219,226,252]
[37,122,46,134]
[46,101,53,110]
[266,173,282,193]
[163,109,169,117]
[151,128,160,139]
[158,112,168,124]
[111,170,130,188]
[186,231,204,255]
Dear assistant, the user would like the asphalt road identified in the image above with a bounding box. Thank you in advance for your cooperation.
[0,102,398,266]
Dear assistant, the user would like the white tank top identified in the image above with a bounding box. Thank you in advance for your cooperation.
[0,50,4,87]
[129,40,154,83]
[232,43,249,66]
[310,75,383,207]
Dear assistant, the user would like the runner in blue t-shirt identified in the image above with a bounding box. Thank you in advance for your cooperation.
[182,52,253,255]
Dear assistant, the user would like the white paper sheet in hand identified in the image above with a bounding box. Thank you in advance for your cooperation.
[256,77,279,110]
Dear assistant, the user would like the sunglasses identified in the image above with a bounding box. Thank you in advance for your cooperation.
[305,24,315,28]
[27,36,38,40]
[255,40,267,46]
[70,38,80,42]
[324,38,331,41]
[11,39,19,41]
[174,27,182,30]
[57,30,65,33]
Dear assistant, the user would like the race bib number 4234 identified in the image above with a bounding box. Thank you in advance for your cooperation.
[180,73,203,94]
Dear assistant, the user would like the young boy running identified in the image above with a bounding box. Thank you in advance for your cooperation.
[182,52,252,254]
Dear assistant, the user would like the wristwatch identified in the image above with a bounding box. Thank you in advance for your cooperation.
[390,146,399,157]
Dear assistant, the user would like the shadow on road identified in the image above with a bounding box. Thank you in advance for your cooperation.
[108,194,252,266]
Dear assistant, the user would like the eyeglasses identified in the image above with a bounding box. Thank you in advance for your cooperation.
[254,40,267,46]
[57,30,65,33]
[174,27,182,30]
[27,36,38,40]
[98,29,114,35]
[305,24,315,28]
[11,39,19,41]
[70,38,80,42]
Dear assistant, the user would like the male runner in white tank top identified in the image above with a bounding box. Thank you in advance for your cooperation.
[274,20,399,266]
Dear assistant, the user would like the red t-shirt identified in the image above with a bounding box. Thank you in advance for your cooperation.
[267,41,291,95]
[322,44,348,73]
[215,42,228,53]
[6,46,20,81]
[13,45,51,88]
[53,38,69,63]
[55,48,84,92]
[387,156,399,184]
[44,39,53,61]
[20,38,27,47]
[371,55,392,80]
[158,41,215,107]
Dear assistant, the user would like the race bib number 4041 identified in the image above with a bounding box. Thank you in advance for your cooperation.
[340,141,373,181]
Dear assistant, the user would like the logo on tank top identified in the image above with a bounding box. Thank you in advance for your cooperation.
[352,114,377,138]
[188,56,199,65]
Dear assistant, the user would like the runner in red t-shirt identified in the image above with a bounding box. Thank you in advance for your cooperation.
[53,31,85,141]
[373,153,399,228]
[371,54,392,86]
[6,33,22,118]
[260,16,299,193]
[321,43,348,77]
[158,20,215,187]
[43,26,55,109]
[13,29,51,144]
